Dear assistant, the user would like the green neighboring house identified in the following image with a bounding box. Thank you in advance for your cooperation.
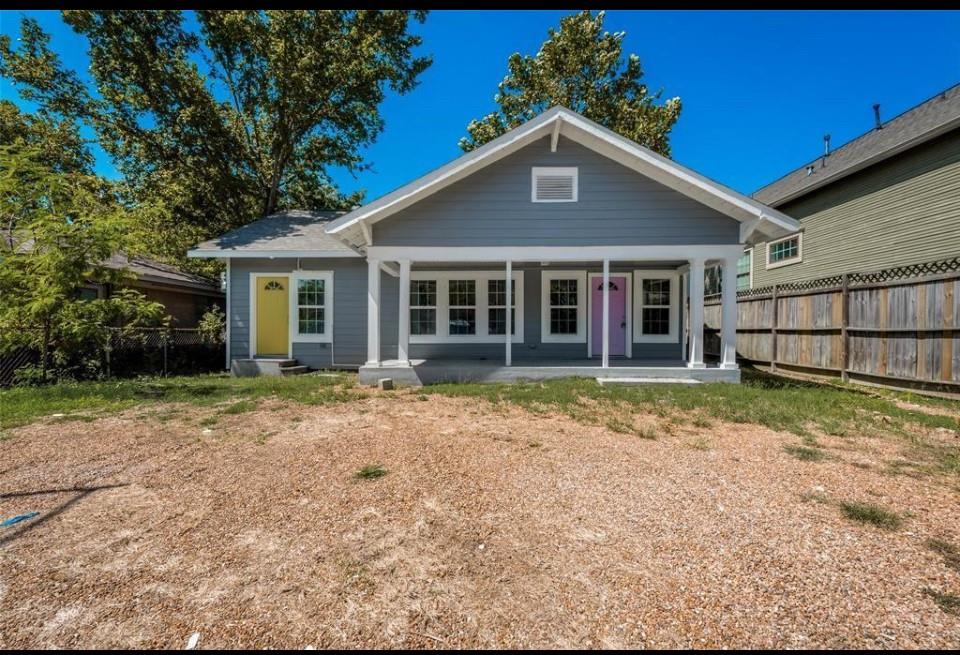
[739,83,960,290]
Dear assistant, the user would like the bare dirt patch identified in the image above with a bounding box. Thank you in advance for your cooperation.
[2,393,959,648]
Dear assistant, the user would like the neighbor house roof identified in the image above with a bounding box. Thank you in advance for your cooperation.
[323,105,800,251]
[103,253,222,293]
[754,83,960,207]
[188,209,359,259]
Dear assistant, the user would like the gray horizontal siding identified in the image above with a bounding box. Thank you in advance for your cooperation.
[230,260,683,369]
[374,136,739,247]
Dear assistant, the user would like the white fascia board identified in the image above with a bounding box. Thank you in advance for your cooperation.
[188,249,360,259]
[366,245,744,263]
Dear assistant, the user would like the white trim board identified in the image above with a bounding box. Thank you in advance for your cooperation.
[189,249,359,259]
[366,244,745,263]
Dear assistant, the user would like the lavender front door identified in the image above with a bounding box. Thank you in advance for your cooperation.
[591,276,627,357]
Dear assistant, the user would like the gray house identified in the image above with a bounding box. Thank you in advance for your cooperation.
[190,107,799,385]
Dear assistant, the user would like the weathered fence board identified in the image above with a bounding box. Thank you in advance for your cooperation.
[706,257,960,390]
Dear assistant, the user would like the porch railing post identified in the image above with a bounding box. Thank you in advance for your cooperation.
[602,258,610,368]
[505,260,512,367]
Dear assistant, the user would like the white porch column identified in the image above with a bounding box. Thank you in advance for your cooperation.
[602,258,610,368]
[397,259,411,366]
[681,270,689,363]
[366,259,381,366]
[720,255,739,369]
[505,260,513,366]
[687,258,706,369]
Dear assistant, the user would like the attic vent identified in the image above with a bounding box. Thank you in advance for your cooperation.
[532,167,578,202]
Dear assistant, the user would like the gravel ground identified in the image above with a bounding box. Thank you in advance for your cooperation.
[1,392,959,649]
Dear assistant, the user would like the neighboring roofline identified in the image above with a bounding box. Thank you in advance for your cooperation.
[323,106,799,248]
[187,249,361,259]
[759,114,960,207]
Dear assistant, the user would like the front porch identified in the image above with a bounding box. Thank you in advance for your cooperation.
[359,358,740,386]
[361,245,743,386]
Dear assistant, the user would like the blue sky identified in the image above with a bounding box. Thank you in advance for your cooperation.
[2,10,959,201]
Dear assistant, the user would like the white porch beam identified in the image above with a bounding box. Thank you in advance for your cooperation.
[505,260,512,366]
[687,258,706,369]
[720,255,739,369]
[398,259,411,365]
[602,258,610,368]
[550,119,561,152]
[366,259,381,366]
[366,245,744,263]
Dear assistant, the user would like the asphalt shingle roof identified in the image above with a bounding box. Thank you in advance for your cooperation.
[191,209,354,255]
[753,83,960,207]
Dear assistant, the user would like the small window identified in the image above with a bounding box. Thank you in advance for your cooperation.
[290,271,333,343]
[737,250,753,290]
[448,279,476,335]
[410,280,437,336]
[633,270,679,343]
[640,279,671,336]
[296,279,325,335]
[549,279,579,334]
[532,167,578,202]
[488,279,516,336]
[767,234,802,269]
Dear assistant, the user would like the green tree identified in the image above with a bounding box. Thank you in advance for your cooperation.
[0,147,166,382]
[1,10,431,268]
[460,10,681,155]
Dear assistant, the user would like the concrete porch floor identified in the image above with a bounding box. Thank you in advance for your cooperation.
[359,358,740,386]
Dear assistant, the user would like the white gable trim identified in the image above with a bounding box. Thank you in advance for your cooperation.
[324,107,799,248]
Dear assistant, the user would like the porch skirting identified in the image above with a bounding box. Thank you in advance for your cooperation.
[359,359,740,387]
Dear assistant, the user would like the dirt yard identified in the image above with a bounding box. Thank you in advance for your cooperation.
[2,389,959,648]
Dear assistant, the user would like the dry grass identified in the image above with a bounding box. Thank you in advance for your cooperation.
[1,391,959,648]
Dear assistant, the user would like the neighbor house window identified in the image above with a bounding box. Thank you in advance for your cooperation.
[410,280,437,336]
[633,270,679,343]
[291,271,333,342]
[766,234,802,268]
[737,249,753,290]
[410,272,524,344]
[531,167,578,202]
[541,271,586,343]
[487,279,516,335]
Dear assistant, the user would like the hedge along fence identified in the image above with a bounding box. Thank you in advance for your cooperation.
[705,257,960,392]
[0,327,225,387]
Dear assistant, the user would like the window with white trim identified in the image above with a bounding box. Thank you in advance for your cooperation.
[541,270,586,342]
[409,272,524,343]
[766,233,802,268]
[532,167,578,202]
[737,249,753,290]
[487,279,516,335]
[291,271,333,342]
[448,279,477,335]
[633,270,679,343]
[410,280,436,336]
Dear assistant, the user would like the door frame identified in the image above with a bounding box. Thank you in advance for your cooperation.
[249,271,292,358]
[586,271,632,359]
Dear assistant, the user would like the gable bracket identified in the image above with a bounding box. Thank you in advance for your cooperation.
[739,217,762,243]
[550,118,562,153]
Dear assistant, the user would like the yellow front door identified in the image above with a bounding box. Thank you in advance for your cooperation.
[256,276,289,356]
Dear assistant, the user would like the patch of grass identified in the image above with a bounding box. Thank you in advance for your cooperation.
[926,538,960,572]
[198,416,218,427]
[924,588,960,616]
[691,415,712,428]
[688,436,711,451]
[355,464,387,480]
[838,500,903,530]
[784,444,829,462]
[416,394,429,401]
[0,372,357,430]
[605,416,657,439]
[219,399,258,415]
[528,441,542,448]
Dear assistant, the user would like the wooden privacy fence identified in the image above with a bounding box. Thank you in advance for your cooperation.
[705,257,960,390]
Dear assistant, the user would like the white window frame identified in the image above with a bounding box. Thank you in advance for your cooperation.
[586,271,633,359]
[633,270,680,343]
[487,277,519,338]
[290,270,333,343]
[409,271,524,344]
[531,166,578,203]
[766,233,802,269]
[737,248,754,290]
[541,270,587,343]
[409,279,438,337]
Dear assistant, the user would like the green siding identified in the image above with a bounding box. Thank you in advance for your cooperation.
[750,129,960,288]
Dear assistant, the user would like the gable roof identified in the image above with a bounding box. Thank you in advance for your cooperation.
[754,83,960,207]
[189,209,359,258]
[103,253,222,293]
[324,106,800,251]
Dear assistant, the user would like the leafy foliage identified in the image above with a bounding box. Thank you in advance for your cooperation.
[460,11,681,155]
[197,304,226,346]
[1,10,431,270]
[0,147,167,381]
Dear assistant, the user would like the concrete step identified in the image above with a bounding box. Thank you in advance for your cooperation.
[597,377,702,385]
[279,365,310,376]
[232,358,302,377]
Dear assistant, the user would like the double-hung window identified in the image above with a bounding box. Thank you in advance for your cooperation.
[541,271,586,342]
[409,272,523,343]
[633,270,678,343]
[291,271,333,342]
[766,233,802,269]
